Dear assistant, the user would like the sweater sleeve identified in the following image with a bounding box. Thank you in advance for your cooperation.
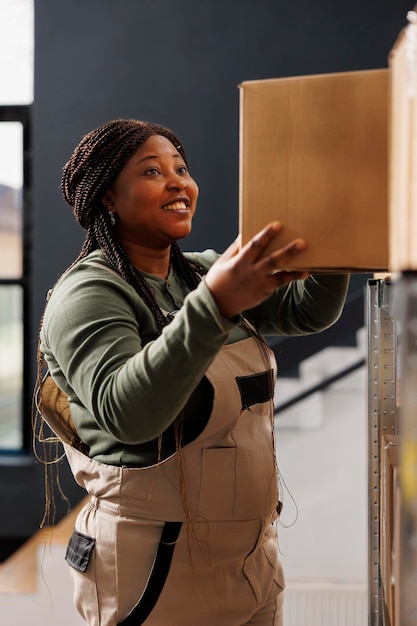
[41,263,237,445]
[245,273,350,336]
[190,250,349,337]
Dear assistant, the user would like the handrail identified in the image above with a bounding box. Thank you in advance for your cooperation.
[274,356,365,415]
[269,281,368,378]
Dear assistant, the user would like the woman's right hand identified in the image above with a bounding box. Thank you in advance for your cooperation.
[205,221,309,320]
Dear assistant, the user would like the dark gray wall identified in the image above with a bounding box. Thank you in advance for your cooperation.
[0,0,412,537]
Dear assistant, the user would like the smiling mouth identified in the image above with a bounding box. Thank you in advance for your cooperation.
[163,201,189,211]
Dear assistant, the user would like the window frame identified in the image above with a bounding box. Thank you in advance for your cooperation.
[0,104,32,454]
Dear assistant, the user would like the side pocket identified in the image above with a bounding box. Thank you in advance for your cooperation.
[65,529,96,573]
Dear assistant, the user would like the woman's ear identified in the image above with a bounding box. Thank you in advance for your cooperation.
[102,189,114,210]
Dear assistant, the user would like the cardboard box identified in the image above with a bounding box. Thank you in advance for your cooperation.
[239,69,389,272]
[380,434,401,626]
[389,20,417,271]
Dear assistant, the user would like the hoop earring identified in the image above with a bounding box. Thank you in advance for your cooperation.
[108,211,116,226]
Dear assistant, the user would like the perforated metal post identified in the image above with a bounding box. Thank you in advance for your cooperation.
[367,279,397,626]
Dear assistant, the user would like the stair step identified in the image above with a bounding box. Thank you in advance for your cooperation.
[0,496,89,594]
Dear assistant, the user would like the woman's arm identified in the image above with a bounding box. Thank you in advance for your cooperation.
[41,263,237,445]
[246,273,350,336]
[204,222,349,336]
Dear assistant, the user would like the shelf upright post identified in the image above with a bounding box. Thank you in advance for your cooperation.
[367,278,397,626]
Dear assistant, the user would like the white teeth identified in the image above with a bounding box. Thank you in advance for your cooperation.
[163,201,187,210]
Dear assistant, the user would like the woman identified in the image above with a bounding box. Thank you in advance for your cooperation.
[37,119,349,626]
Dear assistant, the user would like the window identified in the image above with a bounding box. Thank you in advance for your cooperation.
[0,0,33,452]
[0,121,24,450]
[0,122,24,278]
[0,0,34,105]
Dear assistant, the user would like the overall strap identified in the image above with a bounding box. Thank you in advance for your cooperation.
[119,522,182,625]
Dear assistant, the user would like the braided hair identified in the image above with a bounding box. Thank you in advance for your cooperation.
[61,118,201,334]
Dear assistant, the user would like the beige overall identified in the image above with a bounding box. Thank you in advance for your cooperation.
[60,335,285,626]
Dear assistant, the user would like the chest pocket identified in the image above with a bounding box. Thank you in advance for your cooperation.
[235,370,275,411]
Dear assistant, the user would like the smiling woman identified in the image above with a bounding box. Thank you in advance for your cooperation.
[35,117,349,626]
[102,135,199,274]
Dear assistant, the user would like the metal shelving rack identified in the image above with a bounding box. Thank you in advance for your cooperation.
[367,272,417,626]
[367,277,398,626]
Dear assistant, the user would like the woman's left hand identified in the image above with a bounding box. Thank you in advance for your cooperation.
[205,221,309,320]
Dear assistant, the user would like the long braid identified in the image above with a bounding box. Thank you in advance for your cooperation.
[90,212,169,331]
[171,242,203,290]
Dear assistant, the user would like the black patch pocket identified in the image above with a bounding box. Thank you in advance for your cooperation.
[236,370,274,410]
[65,529,96,572]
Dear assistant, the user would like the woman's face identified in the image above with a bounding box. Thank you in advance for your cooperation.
[104,134,199,250]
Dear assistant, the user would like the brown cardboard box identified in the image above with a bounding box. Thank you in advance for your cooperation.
[239,69,389,272]
[389,21,417,271]
[380,434,400,626]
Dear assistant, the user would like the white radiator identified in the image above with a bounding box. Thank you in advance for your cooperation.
[283,581,368,626]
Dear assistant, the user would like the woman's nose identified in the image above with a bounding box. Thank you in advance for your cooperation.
[167,173,187,190]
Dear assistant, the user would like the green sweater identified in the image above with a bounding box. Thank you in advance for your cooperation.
[40,249,349,466]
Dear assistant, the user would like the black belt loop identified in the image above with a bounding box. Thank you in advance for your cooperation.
[119,521,182,625]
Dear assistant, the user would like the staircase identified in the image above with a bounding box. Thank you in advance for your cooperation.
[275,326,366,428]
[275,328,369,626]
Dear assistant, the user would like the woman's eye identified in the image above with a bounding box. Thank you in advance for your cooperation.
[178,166,187,174]
[145,167,160,175]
